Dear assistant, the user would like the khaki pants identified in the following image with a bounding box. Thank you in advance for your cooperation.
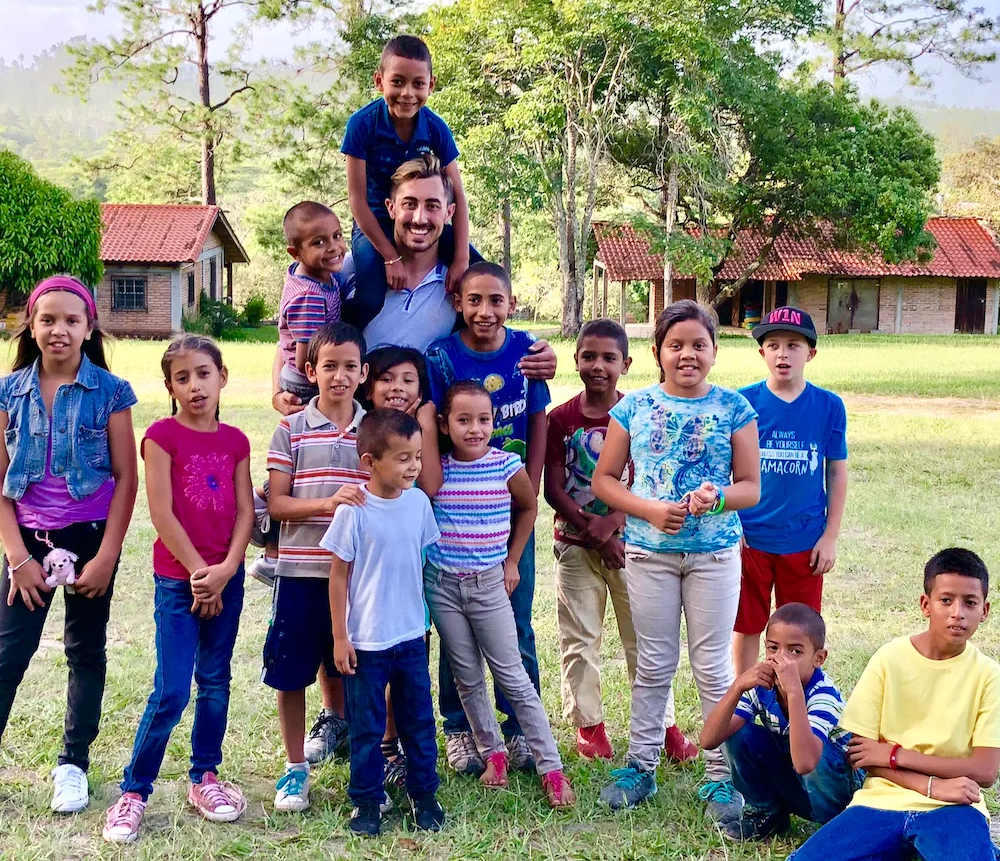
[624,543,741,780]
[554,541,678,730]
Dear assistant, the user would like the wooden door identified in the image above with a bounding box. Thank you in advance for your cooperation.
[955,278,987,334]
[828,279,880,334]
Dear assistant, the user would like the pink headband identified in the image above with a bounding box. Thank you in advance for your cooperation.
[27,276,98,320]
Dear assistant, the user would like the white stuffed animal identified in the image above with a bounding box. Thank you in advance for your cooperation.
[42,547,79,588]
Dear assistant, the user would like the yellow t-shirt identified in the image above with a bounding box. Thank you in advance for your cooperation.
[841,635,1000,819]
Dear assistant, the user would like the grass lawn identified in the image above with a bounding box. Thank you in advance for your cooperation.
[1,334,999,860]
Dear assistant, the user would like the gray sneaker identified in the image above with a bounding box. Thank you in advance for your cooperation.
[248,554,276,588]
[699,779,744,824]
[599,764,657,810]
[303,710,349,764]
[504,734,536,773]
[445,731,485,776]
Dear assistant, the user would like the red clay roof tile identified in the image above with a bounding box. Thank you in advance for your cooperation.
[100,204,220,264]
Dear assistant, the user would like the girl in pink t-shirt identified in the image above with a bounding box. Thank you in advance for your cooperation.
[104,335,253,844]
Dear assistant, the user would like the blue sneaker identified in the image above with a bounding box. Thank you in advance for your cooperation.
[599,764,657,810]
[698,779,744,824]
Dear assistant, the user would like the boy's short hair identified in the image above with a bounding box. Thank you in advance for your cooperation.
[358,408,421,459]
[577,318,629,359]
[307,321,366,368]
[389,153,454,204]
[924,547,989,597]
[767,602,826,650]
[283,201,334,247]
[457,261,511,296]
[380,35,433,75]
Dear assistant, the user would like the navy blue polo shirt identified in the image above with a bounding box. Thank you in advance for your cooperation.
[341,98,460,222]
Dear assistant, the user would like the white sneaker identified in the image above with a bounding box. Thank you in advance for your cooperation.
[51,763,89,813]
[248,554,277,588]
[274,763,310,812]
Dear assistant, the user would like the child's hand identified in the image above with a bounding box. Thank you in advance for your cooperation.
[192,594,224,619]
[769,653,803,695]
[686,482,718,517]
[190,563,234,601]
[74,552,117,599]
[6,555,51,610]
[445,255,470,294]
[736,661,775,693]
[810,532,837,575]
[385,258,408,291]
[645,500,689,535]
[597,537,626,571]
[325,484,367,514]
[931,776,980,805]
[503,559,521,596]
[585,514,620,548]
[335,638,357,675]
[847,737,895,770]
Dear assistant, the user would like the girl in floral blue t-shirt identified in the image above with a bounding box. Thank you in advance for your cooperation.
[592,300,760,820]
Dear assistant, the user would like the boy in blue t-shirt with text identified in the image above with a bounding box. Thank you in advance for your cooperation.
[423,261,550,777]
[341,34,479,330]
[733,307,848,674]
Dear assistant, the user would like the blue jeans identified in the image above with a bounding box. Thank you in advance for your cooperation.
[788,802,997,860]
[724,722,858,823]
[121,570,244,800]
[439,531,540,737]
[343,218,483,331]
[345,637,439,806]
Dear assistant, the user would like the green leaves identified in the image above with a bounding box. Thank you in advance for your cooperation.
[0,150,104,296]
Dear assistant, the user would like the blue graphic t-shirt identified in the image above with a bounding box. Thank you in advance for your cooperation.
[609,384,757,553]
[738,381,847,555]
[426,328,551,462]
[341,99,460,222]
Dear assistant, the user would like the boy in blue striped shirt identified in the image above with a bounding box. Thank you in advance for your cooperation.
[701,603,858,841]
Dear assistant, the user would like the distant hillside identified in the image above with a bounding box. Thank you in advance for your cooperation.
[882,97,1000,156]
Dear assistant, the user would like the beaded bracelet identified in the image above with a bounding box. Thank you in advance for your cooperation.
[9,555,33,574]
[384,256,403,266]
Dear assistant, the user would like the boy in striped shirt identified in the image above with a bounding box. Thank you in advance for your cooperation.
[701,603,858,841]
[263,322,368,813]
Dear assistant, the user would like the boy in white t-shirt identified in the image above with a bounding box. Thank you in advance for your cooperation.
[321,408,443,837]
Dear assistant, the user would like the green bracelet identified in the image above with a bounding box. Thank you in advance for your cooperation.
[708,489,726,515]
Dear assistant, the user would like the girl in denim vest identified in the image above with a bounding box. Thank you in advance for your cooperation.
[0,276,139,814]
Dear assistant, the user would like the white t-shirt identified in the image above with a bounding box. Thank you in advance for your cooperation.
[320,485,440,651]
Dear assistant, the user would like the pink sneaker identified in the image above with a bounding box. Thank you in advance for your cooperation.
[103,792,146,843]
[188,772,247,823]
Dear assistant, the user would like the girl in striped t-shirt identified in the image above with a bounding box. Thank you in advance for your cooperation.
[422,381,574,807]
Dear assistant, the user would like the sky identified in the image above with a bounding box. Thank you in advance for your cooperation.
[2,0,999,108]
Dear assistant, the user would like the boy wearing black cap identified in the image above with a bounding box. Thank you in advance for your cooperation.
[732,308,848,674]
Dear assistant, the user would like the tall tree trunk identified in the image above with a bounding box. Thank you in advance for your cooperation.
[833,0,847,86]
[500,198,512,273]
[661,160,678,304]
[195,2,216,205]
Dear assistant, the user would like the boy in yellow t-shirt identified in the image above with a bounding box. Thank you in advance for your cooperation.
[790,547,1000,861]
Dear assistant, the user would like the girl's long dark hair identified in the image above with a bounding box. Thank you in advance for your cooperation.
[360,346,430,411]
[12,292,110,372]
[161,334,225,419]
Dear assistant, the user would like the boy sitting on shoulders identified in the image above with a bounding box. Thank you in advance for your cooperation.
[702,603,857,842]
[790,548,1000,861]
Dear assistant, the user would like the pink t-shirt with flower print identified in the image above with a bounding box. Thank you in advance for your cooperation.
[142,417,251,580]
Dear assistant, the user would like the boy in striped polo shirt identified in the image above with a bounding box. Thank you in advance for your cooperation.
[263,322,369,813]
[701,603,858,841]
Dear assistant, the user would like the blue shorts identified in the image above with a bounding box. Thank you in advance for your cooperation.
[261,576,338,691]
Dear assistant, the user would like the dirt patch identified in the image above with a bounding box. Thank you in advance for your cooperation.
[843,394,1000,419]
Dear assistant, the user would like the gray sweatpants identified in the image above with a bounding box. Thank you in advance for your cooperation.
[624,543,742,780]
[424,564,562,775]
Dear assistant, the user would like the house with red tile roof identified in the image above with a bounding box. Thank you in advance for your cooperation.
[97,203,249,338]
[592,217,1000,335]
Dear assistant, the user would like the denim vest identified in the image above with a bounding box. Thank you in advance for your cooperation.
[0,356,137,501]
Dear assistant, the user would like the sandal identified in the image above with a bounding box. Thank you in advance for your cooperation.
[541,770,575,808]
[480,751,509,788]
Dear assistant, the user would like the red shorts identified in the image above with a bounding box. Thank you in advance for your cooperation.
[734,544,822,635]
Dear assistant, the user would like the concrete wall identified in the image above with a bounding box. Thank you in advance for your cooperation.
[97,266,176,338]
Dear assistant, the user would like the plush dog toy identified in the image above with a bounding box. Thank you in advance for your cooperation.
[42,547,79,588]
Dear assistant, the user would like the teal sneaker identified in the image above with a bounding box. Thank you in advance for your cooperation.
[698,779,744,824]
[599,764,657,810]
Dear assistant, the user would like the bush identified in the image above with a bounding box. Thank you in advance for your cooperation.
[240,290,271,328]
[183,296,240,338]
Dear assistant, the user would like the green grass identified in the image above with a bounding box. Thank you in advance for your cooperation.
[1,336,999,859]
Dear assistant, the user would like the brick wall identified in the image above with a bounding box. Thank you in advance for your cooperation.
[987,281,999,334]
[786,274,828,334]
[893,277,957,334]
[97,267,174,338]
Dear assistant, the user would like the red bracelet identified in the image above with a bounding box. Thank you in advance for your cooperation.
[889,743,902,771]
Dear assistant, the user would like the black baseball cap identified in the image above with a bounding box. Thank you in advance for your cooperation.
[752,306,818,347]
